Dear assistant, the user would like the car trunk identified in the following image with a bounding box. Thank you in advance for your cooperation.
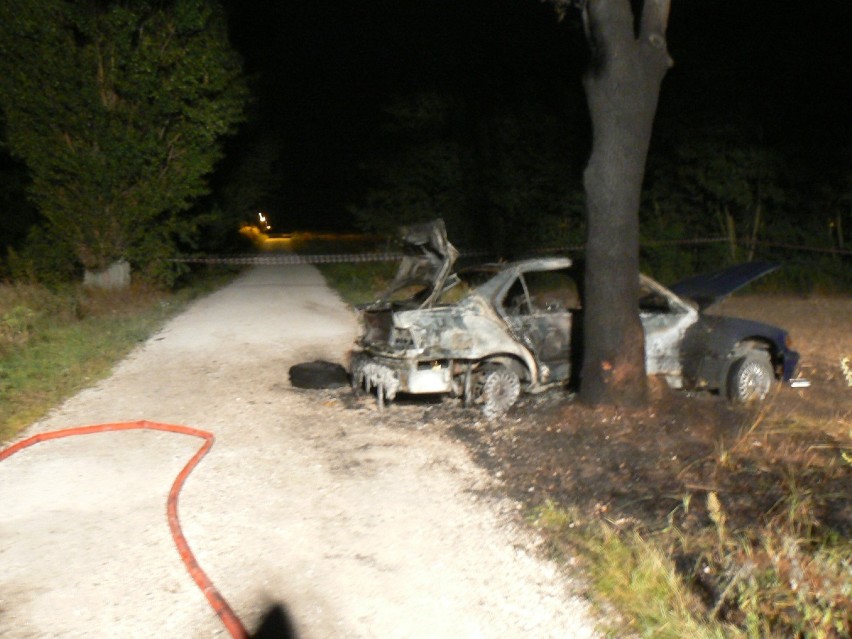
[359,220,459,347]
[375,219,459,311]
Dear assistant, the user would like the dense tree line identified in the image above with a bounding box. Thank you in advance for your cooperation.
[0,0,248,284]
[349,97,849,269]
[349,88,850,292]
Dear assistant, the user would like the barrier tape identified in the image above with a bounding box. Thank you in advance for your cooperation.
[169,250,489,266]
[171,252,406,265]
[169,238,850,265]
[737,240,852,256]
[643,237,849,254]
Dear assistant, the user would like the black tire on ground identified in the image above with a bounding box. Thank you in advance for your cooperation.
[479,367,521,419]
[726,350,773,403]
[289,360,350,389]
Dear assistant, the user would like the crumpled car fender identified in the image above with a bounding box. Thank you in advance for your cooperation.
[679,315,793,390]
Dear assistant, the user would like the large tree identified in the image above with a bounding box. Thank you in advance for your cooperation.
[0,0,248,280]
[553,0,672,406]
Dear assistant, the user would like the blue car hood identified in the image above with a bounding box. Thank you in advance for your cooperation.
[669,262,779,311]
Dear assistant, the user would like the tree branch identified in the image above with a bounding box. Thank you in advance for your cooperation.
[641,0,671,36]
[585,0,635,47]
[640,0,672,59]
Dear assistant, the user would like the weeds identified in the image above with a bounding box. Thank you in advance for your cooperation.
[522,395,851,638]
[0,284,59,354]
[0,304,37,353]
[686,417,849,639]
[316,261,396,306]
[531,500,731,639]
[700,488,850,638]
[531,483,850,639]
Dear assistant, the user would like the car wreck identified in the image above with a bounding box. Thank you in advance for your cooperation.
[350,220,803,417]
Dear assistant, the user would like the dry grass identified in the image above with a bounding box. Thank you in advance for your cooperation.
[0,274,233,442]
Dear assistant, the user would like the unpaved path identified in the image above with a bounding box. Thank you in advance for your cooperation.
[0,266,598,638]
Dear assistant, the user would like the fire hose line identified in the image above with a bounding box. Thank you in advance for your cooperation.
[0,420,248,639]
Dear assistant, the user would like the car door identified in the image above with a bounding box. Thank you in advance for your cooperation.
[639,276,699,384]
[501,269,577,383]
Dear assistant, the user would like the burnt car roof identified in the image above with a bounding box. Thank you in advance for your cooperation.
[668,262,779,311]
[472,257,573,299]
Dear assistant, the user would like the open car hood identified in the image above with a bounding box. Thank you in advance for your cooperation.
[668,262,779,311]
[377,219,459,309]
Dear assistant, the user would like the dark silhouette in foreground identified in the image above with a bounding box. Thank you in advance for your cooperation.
[250,604,298,639]
[289,360,349,389]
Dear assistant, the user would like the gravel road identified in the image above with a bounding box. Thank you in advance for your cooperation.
[0,265,598,638]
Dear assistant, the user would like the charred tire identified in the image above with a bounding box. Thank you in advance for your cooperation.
[289,361,350,389]
[726,350,773,403]
[479,368,521,419]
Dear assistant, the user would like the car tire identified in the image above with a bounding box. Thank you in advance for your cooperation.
[479,367,521,419]
[289,360,350,389]
[726,350,773,403]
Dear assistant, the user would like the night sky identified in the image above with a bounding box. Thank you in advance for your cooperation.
[222,0,850,231]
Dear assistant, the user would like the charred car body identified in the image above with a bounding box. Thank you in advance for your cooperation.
[350,220,802,417]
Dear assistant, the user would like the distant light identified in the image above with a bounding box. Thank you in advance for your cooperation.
[258,212,271,231]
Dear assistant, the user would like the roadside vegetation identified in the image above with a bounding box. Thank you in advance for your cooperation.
[317,262,398,307]
[319,261,851,639]
[529,407,851,639]
[0,271,237,443]
[0,0,248,287]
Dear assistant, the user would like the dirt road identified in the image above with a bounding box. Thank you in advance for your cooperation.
[0,266,598,638]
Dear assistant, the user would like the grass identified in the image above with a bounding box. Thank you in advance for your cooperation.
[530,475,850,639]
[0,270,236,443]
[527,408,851,639]
[316,261,398,306]
[531,501,732,639]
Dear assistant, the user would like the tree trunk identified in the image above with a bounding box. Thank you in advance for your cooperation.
[578,0,672,406]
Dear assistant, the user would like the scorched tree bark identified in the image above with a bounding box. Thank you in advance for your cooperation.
[571,0,672,406]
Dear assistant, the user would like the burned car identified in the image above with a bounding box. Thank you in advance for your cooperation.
[350,220,802,417]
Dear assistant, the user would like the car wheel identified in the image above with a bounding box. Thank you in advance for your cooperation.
[289,361,349,389]
[479,367,521,419]
[727,350,773,403]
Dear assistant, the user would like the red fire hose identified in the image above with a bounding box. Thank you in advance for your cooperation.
[0,420,248,639]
